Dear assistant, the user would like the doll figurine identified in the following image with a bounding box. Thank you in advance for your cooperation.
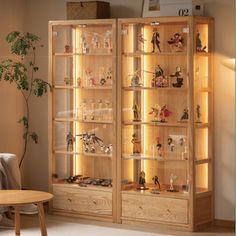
[137,171,148,190]
[64,45,71,53]
[168,173,178,192]
[152,65,168,87]
[196,32,207,52]
[131,133,141,155]
[66,132,75,151]
[156,137,163,158]
[159,105,172,122]
[168,137,175,152]
[149,104,160,122]
[170,66,183,88]
[196,104,201,123]
[180,108,189,121]
[168,33,184,52]
[130,70,142,87]
[151,28,161,53]
[132,104,141,121]
[152,175,161,190]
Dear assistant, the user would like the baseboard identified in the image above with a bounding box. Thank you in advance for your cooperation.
[214,219,235,228]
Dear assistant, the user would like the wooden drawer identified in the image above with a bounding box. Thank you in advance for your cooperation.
[53,185,112,216]
[122,193,188,224]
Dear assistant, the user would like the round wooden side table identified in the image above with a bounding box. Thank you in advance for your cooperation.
[0,190,53,236]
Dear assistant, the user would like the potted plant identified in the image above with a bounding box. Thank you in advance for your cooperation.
[0,31,51,168]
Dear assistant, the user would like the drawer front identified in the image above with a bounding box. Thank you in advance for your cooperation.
[122,194,188,224]
[53,185,112,216]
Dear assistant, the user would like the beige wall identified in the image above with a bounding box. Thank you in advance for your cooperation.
[0,0,26,171]
[0,0,234,221]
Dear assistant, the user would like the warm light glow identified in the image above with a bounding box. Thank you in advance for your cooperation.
[222,58,235,71]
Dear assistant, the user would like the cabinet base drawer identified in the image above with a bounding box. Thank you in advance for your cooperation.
[53,184,112,216]
[122,193,188,224]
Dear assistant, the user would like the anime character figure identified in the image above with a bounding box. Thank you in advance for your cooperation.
[168,137,175,152]
[138,34,146,44]
[104,144,113,154]
[64,45,71,53]
[196,32,207,52]
[137,171,148,190]
[149,104,171,123]
[156,137,163,158]
[151,65,168,87]
[168,173,178,192]
[159,105,172,122]
[64,77,71,85]
[92,33,99,49]
[170,66,184,88]
[85,68,96,87]
[132,104,141,121]
[152,175,161,190]
[167,33,184,52]
[151,28,161,53]
[130,70,142,87]
[66,132,75,151]
[180,108,189,121]
[196,104,201,122]
[149,104,161,122]
[77,77,82,87]
[131,133,141,155]
[104,30,112,52]
[81,34,89,53]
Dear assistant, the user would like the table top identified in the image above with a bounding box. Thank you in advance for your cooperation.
[0,190,53,206]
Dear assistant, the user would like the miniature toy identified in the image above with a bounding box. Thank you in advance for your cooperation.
[131,133,141,155]
[167,33,184,52]
[137,171,149,190]
[152,175,161,190]
[81,99,87,120]
[156,137,163,158]
[132,104,141,121]
[167,137,175,152]
[106,67,112,83]
[151,28,161,52]
[196,32,207,52]
[129,70,142,87]
[92,33,99,49]
[64,45,70,53]
[196,104,201,123]
[66,132,75,151]
[180,108,189,121]
[170,66,183,88]
[85,68,96,87]
[104,144,113,155]
[81,34,89,53]
[138,33,146,44]
[151,65,168,87]
[104,30,112,52]
[77,77,82,87]
[64,77,71,85]
[149,104,171,122]
[149,104,161,122]
[167,173,178,192]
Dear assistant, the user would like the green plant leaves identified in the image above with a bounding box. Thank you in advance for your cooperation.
[18,116,29,128]
[33,78,52,97]
[30,132,38,144]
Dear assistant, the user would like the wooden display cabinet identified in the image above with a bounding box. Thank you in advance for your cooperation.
[48,19,117,222]
[117,16,214,231]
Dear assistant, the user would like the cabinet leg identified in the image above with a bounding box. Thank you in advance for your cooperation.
[37,203,47,236]
[14,206,20,236]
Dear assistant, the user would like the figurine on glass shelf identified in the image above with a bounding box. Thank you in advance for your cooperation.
[180,108,189,121]
[132,104,141,121]
[170,66,183,88]
[64,45,71,53]
[104,144,113,155]
[160,105,172,122]
[85,68,96,87]
[196,104,202,123]
[106,67,112,82]
[99,67,106,86]
[151,65,168,88]
[92,33,99,49]
[131,133,141,155]
[151,28,161,53]
[167,33,184,52]
[137,171,149,190]
[196,32,207,52]
[138,34,146,51]
[152,176,161,190]
[167,173,179,192]
[64,76,71,85]
[66,132,75,151]
[156,137,163,158]
[167,137,175,152]
[149,104,172,122]
[129,70,142,87]
[77,77,82,87]
[81,34,90,54]
[103,30,112,52]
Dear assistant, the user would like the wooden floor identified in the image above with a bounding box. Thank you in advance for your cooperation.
[0,214,234,236]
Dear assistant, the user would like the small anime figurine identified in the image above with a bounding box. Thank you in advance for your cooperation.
[77,77,82,87]
[64,45,70,53]
[196,32,207,52]
[92,33,99,49]
[104,30,112,52]
[196,104,201,123]
[151,28,161,53]
[168,173,178,192]
[64,77,71,85]
[130,70,142,87]
[180,108,189,121]
[85,68,96,87]
[137,171,148,190]
[132,104,141,121]
[131,133,141,155]
[66,132,75,151]
[168,137,175,152]
[138,34,146,51]
[105,144,113,154]
[151,65,168,88]
[149,104,161,122]
[156,137,163,158]
[159,105,172,122]
[81,34,89,54]
[106,67,112,81]
[170,66,184,88]
[149,104,171,123]
[99,67,106,86]
[167,33,184,52]
[152,175,161,190]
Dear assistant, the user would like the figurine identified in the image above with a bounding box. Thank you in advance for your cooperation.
[66,132,75,151]
[149,104,171,123]
[106,67,113,85]
[85,68,96,87]
[99,67,106,86]
[167,173,178,192]
[196,104,201,123]
[64,45,70,53]
[151,28,161,52]
[132,104,141,121]
[104,30,112,52]
[156,137,163,158]
[130,70,142,87]
[137,171,148,190]
[131,133,141,155]
[152,175,161,190]
[159,105,172,123]
[77,77,82,87]
[92,33,99,49]
[138,34,146,44]
[151,65,168,87]
[196,32,207,52]
[167,137,175,152]
[81,34,89,53]
[170,66,184,88]
[104,144,113,155]
[180,108,189,121]
[167,33,184,52]
[64,77,71,85]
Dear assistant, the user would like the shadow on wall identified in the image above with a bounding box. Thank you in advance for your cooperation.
[111,5,142,18]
